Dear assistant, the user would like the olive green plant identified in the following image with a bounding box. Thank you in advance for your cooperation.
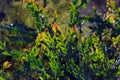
[0,40,49,79]
[0,0,120,80]
[35,24,65,79]
[69,0,88,31]
[26,2,48,33]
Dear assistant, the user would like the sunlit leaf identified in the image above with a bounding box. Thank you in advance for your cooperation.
[3,61,12,69]
[109,14,115,23]
[2,51,11,56]
[30,46,40,57]
[0,41,4,50]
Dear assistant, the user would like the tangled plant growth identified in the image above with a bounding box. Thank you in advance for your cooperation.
[0,0,120,79]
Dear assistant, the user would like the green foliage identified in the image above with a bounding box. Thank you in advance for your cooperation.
[0,41,6,50]
[112,35,120,45]
[69,0,89,32]
[26,2,48,33]
[0,0,120,80]
[0,71,11,80]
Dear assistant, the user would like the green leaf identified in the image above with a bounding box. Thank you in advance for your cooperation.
[0,76,6,80]
[95,72,100,76]
[10,49,23,58]
[112,35,120,45]
[2,51,11,56]
[0,41,4,50]
[89,53,99,62]
[0,45,4,50]
[30,46,40,57]
[116,66,120,76]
